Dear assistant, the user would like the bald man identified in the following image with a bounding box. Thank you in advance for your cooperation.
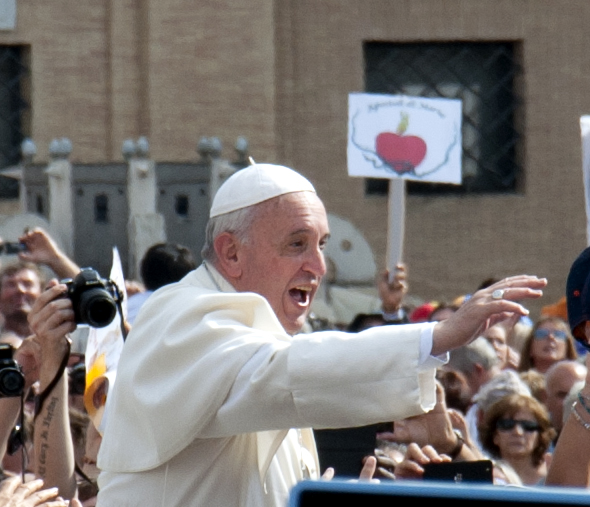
[93,165,544,506]
[545,360,586,433]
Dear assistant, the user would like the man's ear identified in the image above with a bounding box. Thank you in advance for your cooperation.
[213,232,243,279]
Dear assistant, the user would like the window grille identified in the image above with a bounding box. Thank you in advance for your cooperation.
[364,42,522,195]
[0,46,29,197]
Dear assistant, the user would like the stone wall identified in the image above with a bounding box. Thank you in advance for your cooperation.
[3,0,590,314]
[275,0,590,314]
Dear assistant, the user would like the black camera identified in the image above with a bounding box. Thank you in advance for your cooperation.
[63,268,122,328]
[0,242,27,255]
[0,344,25,398]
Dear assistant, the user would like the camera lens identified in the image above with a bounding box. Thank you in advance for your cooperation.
[79,288,117,328]
[0,368,25,397]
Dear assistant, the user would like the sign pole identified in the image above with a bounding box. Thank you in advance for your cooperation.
[387,178,405,277]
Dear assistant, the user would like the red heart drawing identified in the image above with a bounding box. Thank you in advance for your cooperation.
[375,132,427,174]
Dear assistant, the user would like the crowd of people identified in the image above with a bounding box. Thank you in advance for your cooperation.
[346,264,590,488]
[0,163,588,506]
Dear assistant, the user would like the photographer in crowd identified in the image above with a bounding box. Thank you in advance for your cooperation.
[0,228,85,504]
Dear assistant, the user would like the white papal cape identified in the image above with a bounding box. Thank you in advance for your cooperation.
[97,264,437,506]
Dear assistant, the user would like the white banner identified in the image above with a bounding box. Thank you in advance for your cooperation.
[84,247,127,432]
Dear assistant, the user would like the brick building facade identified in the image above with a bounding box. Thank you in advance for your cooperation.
[2,0,589,313]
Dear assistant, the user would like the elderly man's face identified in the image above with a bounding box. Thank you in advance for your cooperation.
[546,364,585,431]
[234,191,330,334]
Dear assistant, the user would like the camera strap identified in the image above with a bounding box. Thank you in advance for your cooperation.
[116,297,128,341]
[33,338,71,419]
[19,392,25,482]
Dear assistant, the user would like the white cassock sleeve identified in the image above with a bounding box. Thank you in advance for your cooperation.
[201,322,437,438]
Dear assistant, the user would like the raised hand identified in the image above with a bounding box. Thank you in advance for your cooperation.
[378,264,408,314]
[18,229,80,280]
[394,443,451,480]
[432,275,546,355]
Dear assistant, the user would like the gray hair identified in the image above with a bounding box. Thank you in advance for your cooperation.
[447,337,499,375]
[201,205,258,262]
[473,370,531,415]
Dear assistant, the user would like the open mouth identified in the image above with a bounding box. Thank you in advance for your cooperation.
[289,286,312,306]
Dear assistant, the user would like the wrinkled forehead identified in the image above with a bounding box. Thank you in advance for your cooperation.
[252,191,329,228]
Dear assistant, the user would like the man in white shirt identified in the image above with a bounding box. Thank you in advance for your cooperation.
[95,164,545,506]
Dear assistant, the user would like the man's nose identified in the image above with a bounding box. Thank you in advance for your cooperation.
[305,247,327,278]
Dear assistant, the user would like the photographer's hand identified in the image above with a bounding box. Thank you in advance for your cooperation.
[28,283,75,379]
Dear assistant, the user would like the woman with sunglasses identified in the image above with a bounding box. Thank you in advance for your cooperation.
[518,317,577,374]
[479,393,555,485]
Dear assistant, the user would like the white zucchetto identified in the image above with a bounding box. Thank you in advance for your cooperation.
[209,163,316,218]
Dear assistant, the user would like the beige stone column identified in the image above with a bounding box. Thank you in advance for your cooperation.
[45,138,74,258]
[125,137,166,279]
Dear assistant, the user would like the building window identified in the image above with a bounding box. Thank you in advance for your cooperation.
[35,194,43,215]
[0,46,29,198]
[175,194,189,217]
[364,41,522,194]
[95,194,109,223]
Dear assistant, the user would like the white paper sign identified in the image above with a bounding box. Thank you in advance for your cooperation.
[348,93,462,184]
[0,0,15,30]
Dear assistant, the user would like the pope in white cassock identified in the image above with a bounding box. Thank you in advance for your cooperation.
[96,164,546,507]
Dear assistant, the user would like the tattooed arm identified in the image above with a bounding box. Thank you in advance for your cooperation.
[29,283,77,500]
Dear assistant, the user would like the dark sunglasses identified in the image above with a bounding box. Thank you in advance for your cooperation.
[533,328,568,341]
[496,418,540,433]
